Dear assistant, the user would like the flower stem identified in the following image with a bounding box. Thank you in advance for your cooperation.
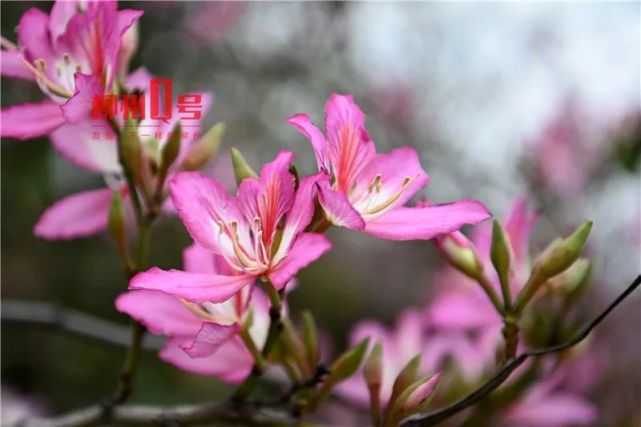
[475,273,504,316]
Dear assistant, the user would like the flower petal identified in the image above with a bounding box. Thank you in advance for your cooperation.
[504,199,539,266]
[364,200,492,241]
[18,8,55,63]
[61,73,103,123]
[0,49,34,80]
[169,172,242,253]
[504,393,597,426]
[160,337,253,383]
[130,267,252,303]
[115,289,202,337]
[317,175,365,230]
[49,121,121,173]
[0,101,65,140]
[34,188,113,240]
[286,113,329,171]
[183,243,231,275]
[268,232,332,290]
[180,322,240,358]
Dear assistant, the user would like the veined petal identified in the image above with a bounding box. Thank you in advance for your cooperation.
[268,232,332,290]
[160,337,253,383]
[169,172,242,253]
[318,176,365,230]
[115,289,202,337]
[180,322,240,358]
[364,200,492,241]
[0,49,34,80]
[34,188,113,240]
[0,101,65,140]
[286,113,329,171]
[130,267,252,303]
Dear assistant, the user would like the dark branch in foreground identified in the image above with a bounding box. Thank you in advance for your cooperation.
[4,275,639,427]
[1,299,162,351]
[400,274,641,426]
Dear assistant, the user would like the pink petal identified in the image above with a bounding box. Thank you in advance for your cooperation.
[286,113,329,171]
[115,290,202,337]
[34,188,113,240]
[505,393,597,426]
[169,172,242,253]
[180,322,240,358]
[364,200,492,241]
[160,337,253,383]
[356,147,429,209]
[183,244,231,275]
[0,49,34,80]
[504,198,539,266]
[49,121,121,173]
[130,267,252,303]
[324,93,366,136]
[0,101,65,140]
[268,232,332,289]
[125,67,153,92]
[317,176,365,229]
[277,173,322,253]
[61,73,103,123]
[18,8,55,64]
[49,1,81,43]
[428,290,500,330]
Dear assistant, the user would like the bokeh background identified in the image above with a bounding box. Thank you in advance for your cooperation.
[2,1,640,425]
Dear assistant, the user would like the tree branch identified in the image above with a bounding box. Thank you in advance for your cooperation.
[1,299,162,351]
[401,274,641,426]
[9,401,295,427]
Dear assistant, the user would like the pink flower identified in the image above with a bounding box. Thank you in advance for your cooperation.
[129,151,332,303]
[287,94,491,240]
[116,244,269,382]
[336,310,439,407]
[33,78,214,241]
[1,1,143,138]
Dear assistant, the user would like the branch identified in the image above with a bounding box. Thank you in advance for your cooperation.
[1,299,162,351]
[9,401,295,427]
[401,274,641,426]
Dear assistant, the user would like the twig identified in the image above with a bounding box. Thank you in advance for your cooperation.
[1,299,162,351]
[401,274,641,426]
[9,401,295,427]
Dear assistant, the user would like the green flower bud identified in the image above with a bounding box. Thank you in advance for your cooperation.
[230,147,258,185]
[180,123,225,171]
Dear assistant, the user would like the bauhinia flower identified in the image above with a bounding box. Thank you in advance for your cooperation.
[33,73,214,240]
[287,94,491,240]
[129,151,332,303]
[116,244,269,382]
[1,0,143,138]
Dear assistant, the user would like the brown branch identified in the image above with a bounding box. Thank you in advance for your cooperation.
[401,274,641,426]
[1,299,162,351]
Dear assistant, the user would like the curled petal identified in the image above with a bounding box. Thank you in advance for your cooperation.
[317,177,365,230]
[287,113,329,171]
[180,322,240,358]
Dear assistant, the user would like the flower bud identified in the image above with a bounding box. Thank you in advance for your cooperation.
[157,122,181,187]
[301,310,319,369]
[120,118,142,182]
[280,317,312,377]
[364,341,383,427]
[180,123,225,171]
[490,220,511,285]
[230,147,258,185]
[397,373,441,415]
[547,258,592,297]
[389,354,421,405]
[328,337,369,383]
[435,232,483,280]
[537,220,592,280]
